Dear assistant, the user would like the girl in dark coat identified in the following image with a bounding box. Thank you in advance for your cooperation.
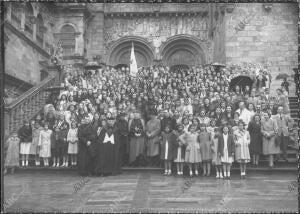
[18,119,32,167]
[247,114,263,166]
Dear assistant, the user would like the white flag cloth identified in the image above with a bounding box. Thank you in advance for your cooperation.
[103,133,115,144]
[130,42,138,77]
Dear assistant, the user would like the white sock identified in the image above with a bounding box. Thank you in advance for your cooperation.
[22,161,25,166]
[216,171,219,178]
[228,171,230,177]
[219,170,223,178]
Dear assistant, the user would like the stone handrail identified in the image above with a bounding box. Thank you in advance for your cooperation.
[4,68,60,138]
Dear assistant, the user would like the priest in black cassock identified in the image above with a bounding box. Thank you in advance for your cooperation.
[77,117,96,176]
[96,116,121,176]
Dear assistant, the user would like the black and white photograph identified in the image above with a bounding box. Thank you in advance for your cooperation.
[1,1,299,213]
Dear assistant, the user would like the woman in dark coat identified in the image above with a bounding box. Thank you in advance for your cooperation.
[115,113,129,167]
[96,116,121,176]
[77,117,96,176]
[247,114,263,167]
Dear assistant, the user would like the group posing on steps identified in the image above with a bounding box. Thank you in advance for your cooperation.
[4,64,298,179]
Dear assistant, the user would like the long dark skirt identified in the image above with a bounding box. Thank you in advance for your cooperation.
[96,143,120,175]
[78,144,93,176]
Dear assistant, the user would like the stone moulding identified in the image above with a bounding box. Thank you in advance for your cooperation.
[105,36,155,66]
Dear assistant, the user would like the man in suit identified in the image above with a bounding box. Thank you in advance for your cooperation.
[273,106,294,161]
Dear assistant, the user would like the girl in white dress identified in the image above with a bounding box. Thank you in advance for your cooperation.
[67,121,78,166]
[218,126,235,179]
[234,120,250,179]
[38,123,53,167]
[180,124,201,176]
[174,124,185,175]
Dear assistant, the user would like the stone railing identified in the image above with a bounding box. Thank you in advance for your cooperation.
[4,66,60,139]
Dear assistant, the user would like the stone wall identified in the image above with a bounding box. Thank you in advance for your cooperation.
[225,3,298,95]
[4,2,56,85]
[5,27,48,84]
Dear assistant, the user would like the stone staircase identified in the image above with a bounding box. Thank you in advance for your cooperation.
[4,65,61,140]
[288,96,299,121]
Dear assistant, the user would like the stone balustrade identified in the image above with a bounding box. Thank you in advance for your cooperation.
[4,66,60,139]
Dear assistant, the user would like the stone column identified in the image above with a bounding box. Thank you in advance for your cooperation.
[86,3,104,60]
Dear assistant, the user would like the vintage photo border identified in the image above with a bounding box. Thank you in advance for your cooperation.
[0,0,299,213]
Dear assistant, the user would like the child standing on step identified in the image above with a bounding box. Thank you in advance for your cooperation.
[198,123,212,176]
[160,125,177,175]
[18,119,32,167]
[38,123,52,167]
[218,125,235,179]
[67,121,78,166]
[174,124,186,175]
[31,121,43,166]
[181,124,201,176]
[4,133,20,175]
[234,120,250,179]
[211,127,223,179]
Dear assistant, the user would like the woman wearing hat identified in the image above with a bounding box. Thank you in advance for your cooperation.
[145,110,161,166]
[129,111,146,165]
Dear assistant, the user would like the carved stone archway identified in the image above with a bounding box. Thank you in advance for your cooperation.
[160,35,208,66]
[106,36,155,67]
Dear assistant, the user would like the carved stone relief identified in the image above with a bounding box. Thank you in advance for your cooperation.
[104,14,209,50]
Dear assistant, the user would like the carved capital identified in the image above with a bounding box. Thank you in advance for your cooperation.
[225,3,235,13]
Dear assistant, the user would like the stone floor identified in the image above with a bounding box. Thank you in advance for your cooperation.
[3,170,298,213]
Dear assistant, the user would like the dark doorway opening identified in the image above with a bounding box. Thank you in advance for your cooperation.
[229,75,254,93]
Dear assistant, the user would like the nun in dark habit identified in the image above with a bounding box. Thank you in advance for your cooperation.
[96,116,121,176]
[77,116,96,176]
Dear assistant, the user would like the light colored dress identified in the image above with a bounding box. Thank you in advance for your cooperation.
[67,128,78,154]
[211,132,221,166]
[181,132,201,163]
[5,136,20,167]
[145,118,161,157]
[261,118,280,155]
[198,132,212,162]
[221,134,233,164]
[30,126,43,155]
[174,132,185,163]
[38,129,52,158]
[234,130,250,163]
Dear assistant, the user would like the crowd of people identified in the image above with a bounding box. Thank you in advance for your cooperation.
[4,63,298,179]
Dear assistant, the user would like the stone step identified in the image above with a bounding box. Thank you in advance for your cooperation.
[14,165,297,173]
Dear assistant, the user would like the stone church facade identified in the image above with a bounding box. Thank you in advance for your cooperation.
[4,2,298,94]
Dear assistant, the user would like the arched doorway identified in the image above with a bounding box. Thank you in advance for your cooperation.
[160,35,207,67]
[107,36,155,68]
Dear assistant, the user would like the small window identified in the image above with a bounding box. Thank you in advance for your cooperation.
[25,3,34,36]
[11,3,22,28]
[59,24,76,56]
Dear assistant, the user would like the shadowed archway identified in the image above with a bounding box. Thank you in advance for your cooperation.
[107,36,155,68]
[160,35,207,66]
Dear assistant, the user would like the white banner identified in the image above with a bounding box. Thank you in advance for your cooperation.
[130,42,138,77]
